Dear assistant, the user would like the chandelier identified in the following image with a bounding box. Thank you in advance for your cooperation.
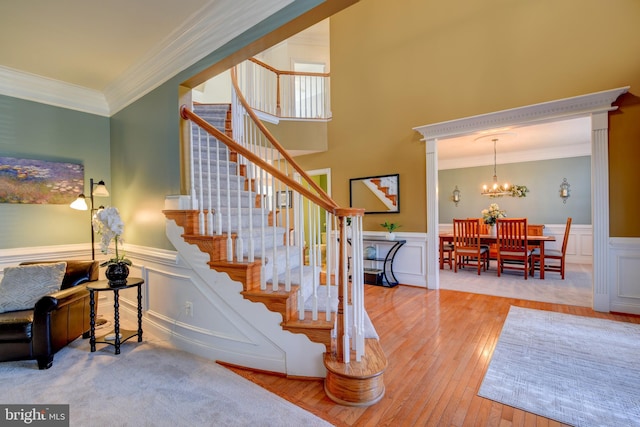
[481,138,512,197]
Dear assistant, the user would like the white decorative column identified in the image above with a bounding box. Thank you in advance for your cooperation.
[425,138,439,289]
[591,112,610,311]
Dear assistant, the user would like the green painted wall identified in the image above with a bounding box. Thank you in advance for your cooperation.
[438,157,591,225]
[0,95,110,249]
[109,0,326,250]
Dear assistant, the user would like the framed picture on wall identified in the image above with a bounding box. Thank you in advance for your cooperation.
[0,156,84,204]
[277,190,292,208]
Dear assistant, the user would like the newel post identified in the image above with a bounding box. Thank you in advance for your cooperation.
[334,207,365,362]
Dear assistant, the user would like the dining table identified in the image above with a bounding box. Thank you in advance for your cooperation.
[439,233,556,279]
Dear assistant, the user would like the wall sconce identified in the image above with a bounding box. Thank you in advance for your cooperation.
[559,178,570,204]
[70,179,109,260]
[452,185,461,206]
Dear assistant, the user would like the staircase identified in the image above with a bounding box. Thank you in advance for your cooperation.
[163,72,387,406]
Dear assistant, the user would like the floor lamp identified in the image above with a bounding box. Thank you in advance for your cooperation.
[70,179,109,327]
[70,178,110,260]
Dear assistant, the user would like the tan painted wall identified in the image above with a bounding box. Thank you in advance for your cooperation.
[264,120,328,152]
[293,0,640,236]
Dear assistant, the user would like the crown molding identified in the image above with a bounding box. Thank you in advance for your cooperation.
[0,0,293,117]
[414,87,630,141]
[105,0,294,115]
[0,65,110,116]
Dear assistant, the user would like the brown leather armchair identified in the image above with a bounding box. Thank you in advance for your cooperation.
[0,260,98,369]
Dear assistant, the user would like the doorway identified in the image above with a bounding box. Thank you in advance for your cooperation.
[414,87,629,312]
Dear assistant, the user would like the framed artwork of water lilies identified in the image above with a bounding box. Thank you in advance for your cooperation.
[0,156,84,204]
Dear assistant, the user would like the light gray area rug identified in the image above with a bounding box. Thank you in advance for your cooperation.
[478,306,640,427]
[440,263,592,307]
[0,335,332,427]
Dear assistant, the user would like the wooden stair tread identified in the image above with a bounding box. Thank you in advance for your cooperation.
[284,313,334,330]
[324,339,387,379]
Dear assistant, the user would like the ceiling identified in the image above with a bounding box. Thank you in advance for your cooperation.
[0,0,211,91]
[0,2,591,162]
[0,0,295,115]
[436,116,592,170]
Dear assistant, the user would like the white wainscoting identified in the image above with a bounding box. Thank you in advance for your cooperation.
[362,232,427,288]
[4,233,639,323]
[609,238,640,315]
[0,244,311,375]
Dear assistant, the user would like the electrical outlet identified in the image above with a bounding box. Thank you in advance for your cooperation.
[185,301,193,317]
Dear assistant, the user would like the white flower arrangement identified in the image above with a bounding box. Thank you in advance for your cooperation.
[92,206,131,267]
[510,184,529,198]
[481,203,507,226]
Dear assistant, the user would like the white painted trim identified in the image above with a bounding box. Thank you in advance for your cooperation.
[362,232,427,287]
[609,237,640,315]
[0,0,294,116]
[413,87,629,140]
[0,66,110,116]
[414,87,629,312]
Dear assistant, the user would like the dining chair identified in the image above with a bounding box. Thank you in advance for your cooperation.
[530,217,572,279]
[441,242,454,270]
[453,219,489,275]
[527,224,545,250]
[474,218,495,267]
[496,218,532,279]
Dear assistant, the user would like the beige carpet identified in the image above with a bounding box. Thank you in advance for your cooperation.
[479,306,640,426]
[439,262,592,307]
[0,325,332,427]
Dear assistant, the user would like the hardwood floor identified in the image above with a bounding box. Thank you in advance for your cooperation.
[226,285,640,426]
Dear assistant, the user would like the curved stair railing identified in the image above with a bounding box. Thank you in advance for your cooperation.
[235,58,331,119]
[169,65,387,406]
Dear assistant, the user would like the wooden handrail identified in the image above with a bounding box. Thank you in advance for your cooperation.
[248,57,330,78]
[180,105,338,214]
[229,67,336,209]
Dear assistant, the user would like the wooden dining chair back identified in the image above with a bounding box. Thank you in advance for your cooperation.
[496,218,532,279]
[527,224,545,251]
[453,219,489,275]
[531,217,572,279]
[472,218,496,262]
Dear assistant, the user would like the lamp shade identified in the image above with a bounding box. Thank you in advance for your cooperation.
[70,194,89,210]
[92,180,109,197]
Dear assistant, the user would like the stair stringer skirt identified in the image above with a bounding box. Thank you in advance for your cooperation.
[165,218,327,378]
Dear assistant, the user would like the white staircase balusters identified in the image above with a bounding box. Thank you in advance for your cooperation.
[214,129,222,235]
[325,212,333,322]
[205,133,214,236]
[352,215,365,361]
[225,138,233,261]
[190,121,197,211]
[235,153,244,261]
[196,127,205,235]
[182,93,367,365]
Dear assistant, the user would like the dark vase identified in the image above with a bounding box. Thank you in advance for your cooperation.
[105,262,129,287]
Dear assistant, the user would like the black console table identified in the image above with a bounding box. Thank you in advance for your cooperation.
[362,238,406,287]
[87,277,144,354]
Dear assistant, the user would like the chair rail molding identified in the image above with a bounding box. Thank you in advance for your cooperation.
[414,86,630,313]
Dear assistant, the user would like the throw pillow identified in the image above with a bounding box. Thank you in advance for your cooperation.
[0,262,67,313]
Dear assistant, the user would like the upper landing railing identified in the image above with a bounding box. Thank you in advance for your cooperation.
[235,58,331,120]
